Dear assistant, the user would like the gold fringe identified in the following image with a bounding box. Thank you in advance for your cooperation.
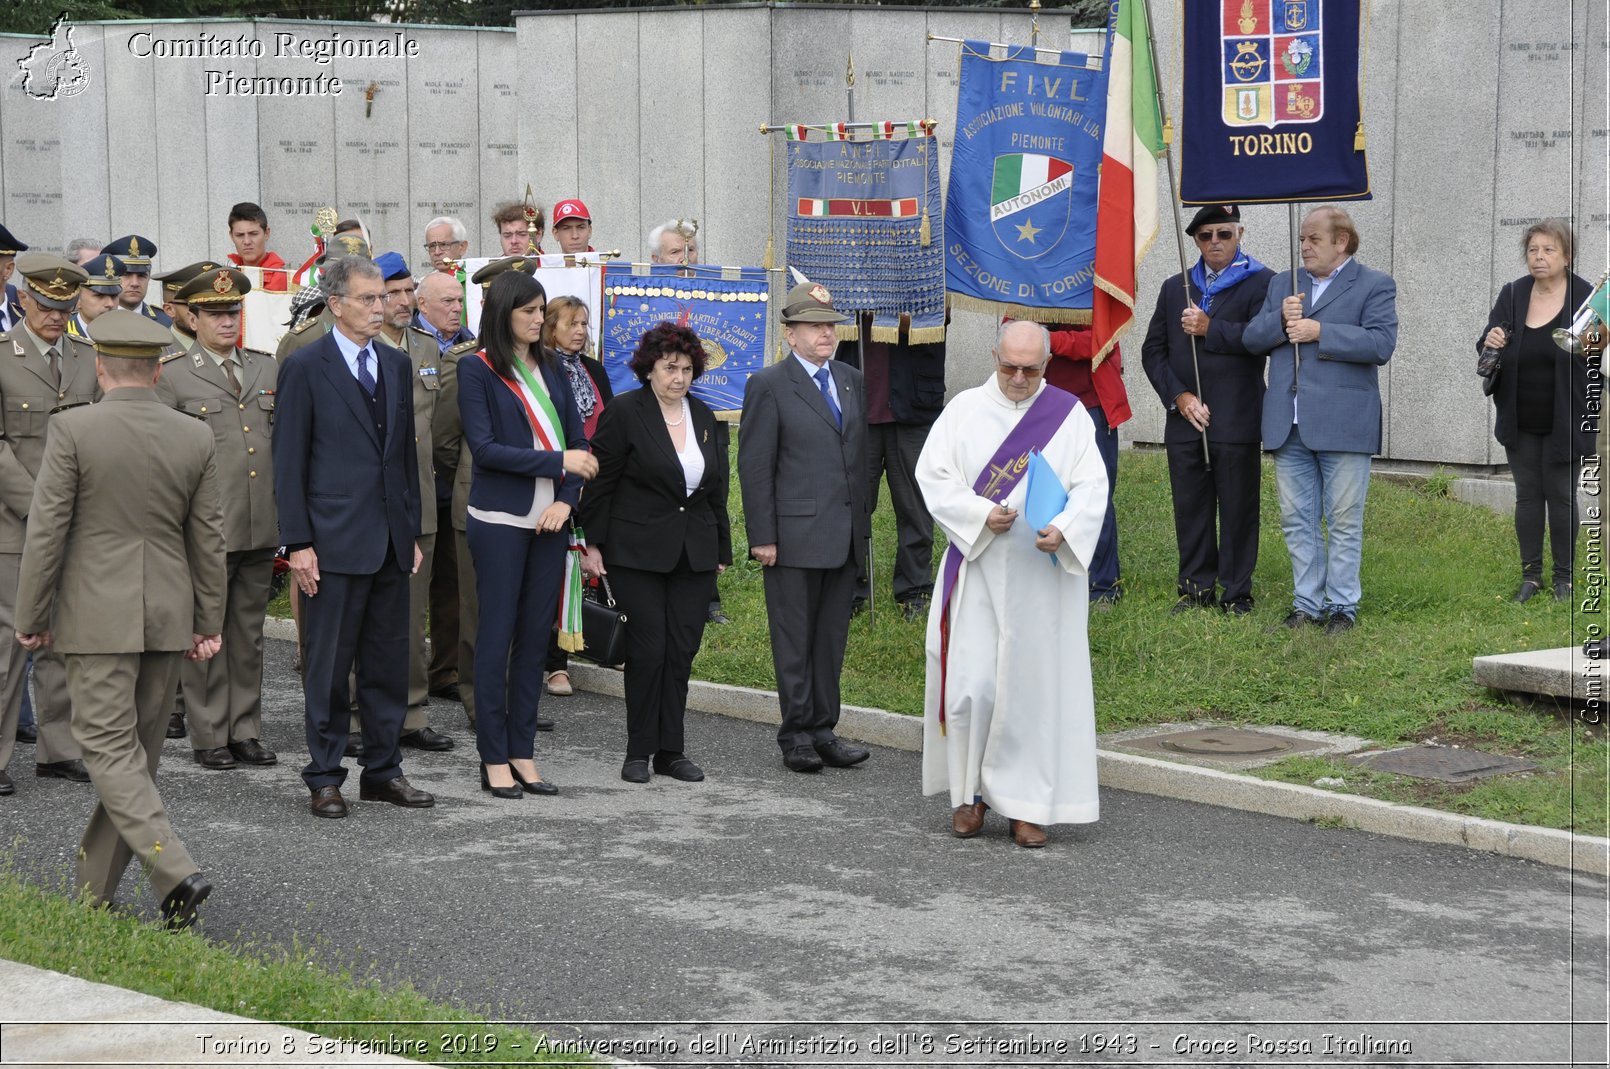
[919,208,932,247]
[1353,121,1365,151]
[946,292,1093,325]
[557,631,585,653]
[762,235,775,270]
[834,323,859,342]
[868,322,946,345]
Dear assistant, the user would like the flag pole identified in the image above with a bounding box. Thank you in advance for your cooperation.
[1138,0,1210,471]
[1289,202,1304,380]
[845,49,876,626]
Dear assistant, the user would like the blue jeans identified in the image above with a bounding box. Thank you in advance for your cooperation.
[1272,425,1371,618]
[1087,406,1121,599]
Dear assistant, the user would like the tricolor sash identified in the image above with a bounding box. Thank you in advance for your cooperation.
[937,385,1079,734]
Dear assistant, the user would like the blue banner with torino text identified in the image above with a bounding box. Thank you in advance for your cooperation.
[1180,0,1370,203]
[944,41,1107,321]
[601,265,771,415]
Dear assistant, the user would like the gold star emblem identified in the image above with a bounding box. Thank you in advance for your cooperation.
[1016,217,1042,245]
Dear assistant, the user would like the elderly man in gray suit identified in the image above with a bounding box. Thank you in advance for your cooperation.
[1244,205,1399,635]
[739,281,872,773]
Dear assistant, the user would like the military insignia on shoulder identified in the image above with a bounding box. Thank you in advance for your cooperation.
[447,339,480,357]
[11,339,25,357]
[407,325,434,339]
[160,352,186,364]
[49,400,92,416]
[290,318,318,335]
[243,347,272,361]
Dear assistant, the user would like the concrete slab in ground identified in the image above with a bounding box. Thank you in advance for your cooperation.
[1472,646,1604,702]
[1099,721,1371,771]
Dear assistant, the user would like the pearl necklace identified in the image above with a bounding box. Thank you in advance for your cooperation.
[661,398,687,427]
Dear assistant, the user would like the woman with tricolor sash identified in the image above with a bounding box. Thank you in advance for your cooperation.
[458,271,597,799]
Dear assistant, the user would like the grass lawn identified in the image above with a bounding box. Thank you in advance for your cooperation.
[701,447,1607,834]
[0,865,577,1065]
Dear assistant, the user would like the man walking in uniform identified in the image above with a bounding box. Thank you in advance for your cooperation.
[15,308,226,927]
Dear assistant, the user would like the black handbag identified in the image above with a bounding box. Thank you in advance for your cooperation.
[577,575,627,667]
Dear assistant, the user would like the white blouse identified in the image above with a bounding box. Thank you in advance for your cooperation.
[467,371,558,529]
[673,399,705,497]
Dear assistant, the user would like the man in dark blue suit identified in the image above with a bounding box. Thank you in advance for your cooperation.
[0,223,25,333]
[272,255,432,818]
[1141,204,1273,616]
[1244,206,1399,634]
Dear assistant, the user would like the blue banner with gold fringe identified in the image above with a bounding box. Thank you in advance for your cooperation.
[943,41,1107,321]
[785,123,945,343]
[1180,0,1370,203]
[601,265,771,414]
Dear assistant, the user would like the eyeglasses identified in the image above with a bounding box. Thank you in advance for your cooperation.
[996,360,1045,379]
[1194,228,1237,243]
[423,241,463,254]
[337,292,385,306]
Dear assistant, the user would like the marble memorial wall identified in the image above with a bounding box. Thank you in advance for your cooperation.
[0,5,1603,467]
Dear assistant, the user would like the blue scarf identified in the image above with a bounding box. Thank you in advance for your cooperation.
[1188,249,1268,313]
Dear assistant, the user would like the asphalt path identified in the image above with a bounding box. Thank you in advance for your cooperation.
[4,637,1606,1068]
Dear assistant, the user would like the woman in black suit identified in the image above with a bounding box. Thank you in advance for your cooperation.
[580,323,731,783]
[459,272,597,798]
[540,295,614,699]
[1478,219,1598,603]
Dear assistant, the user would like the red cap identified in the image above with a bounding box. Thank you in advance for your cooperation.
[552,199,592,223]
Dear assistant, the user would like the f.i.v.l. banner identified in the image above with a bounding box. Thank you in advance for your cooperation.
[600,265,770,414]
[1180,0,1370,203]
[944,42,1107,320]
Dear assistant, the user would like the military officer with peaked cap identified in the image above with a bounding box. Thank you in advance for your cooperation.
[67,254,127,343]
[153,261,221,358]
[15,308,226,928]
[0,254,100,795]
[0,224,26,334]
[102,235,172,328]
[442,254,540,731]
[155,266,279,773]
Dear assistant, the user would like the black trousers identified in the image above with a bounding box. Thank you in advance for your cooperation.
[1165,438,1262,605]
[427,503,459,689]
[857,421,936,603]
[609,557,716,760]
[764,558,857,752]
[300,559,410,790]
[1506,432,1577,583]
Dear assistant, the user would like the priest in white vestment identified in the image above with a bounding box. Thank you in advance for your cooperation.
[915,320,1109,848]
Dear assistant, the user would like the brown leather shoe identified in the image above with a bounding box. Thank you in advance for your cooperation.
[1009,819,1047,848]
[358,775,435,808]
[310,785,348,819]
[952,801,987,838]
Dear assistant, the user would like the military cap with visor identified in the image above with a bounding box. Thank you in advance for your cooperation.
[0,224,27,256]
[779,280,849,324]
[14,253,88,311]
[102,235,157,272]
[81,254,128,296]
[470,255,538,289]
[84,307,175,358]
[177,267,252,310]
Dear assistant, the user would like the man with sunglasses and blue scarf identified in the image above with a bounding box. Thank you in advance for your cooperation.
[1141,204,1273,617]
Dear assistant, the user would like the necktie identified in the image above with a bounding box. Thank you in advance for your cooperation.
[223,355,242,397]
[1205,269,1220,289]
[356,348,376,396]
[45,347,60,390]
[813,367,842,430]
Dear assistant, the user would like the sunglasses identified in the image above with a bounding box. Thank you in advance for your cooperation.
[996,360,1045,379]
[1195,228,1237,243]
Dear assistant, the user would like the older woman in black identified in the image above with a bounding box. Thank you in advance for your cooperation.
[459,272,597,798]
[580,323,731,783]
[1479,219,1599,603]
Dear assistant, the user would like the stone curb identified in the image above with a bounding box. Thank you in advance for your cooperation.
[566,662,1610,877]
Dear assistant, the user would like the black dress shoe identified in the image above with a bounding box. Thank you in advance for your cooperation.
[1323,612,1356,635]
[1554,580,1574,603]
[160,872,212,931]
[166,711,187,739]
[782,745,824,773]
[310,785,348,819]
[535,716,555,732]
[621,758,651,783]
[227,739,277,766]
[653,754,705,782]
[344,733,362,758]
[1512,579,1544,604]
[900,596,931,622]
[1280,609,1322,629]
[0,771,13,795]
[15,722,36,744]
[849,596,869,618]
[510,765,558,795]
[479,765,523,800]
[359,775,435,808]
[707,605,732,625]
[428,683,462,703]
[36,758,90,782]
[399,726,455,751]
[815,739,870,768]
[1221,598,1254,617]
[193,746,237,770]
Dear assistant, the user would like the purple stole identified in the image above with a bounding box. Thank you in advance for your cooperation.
[937,385,1078,734]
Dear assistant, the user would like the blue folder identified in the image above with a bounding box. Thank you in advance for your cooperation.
[1023,450,1068,565]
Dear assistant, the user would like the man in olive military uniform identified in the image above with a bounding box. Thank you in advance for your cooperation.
[153,261,222,358]
[67,254,126,342]
[275,235,372,363]
[102,236,172,328]
[156,267,279,772]
[1,225,30,334]
[0,254,100,795]
[16,308,226,928]
[369,252,454,751]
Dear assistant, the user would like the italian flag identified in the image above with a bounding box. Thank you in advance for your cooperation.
[1092,0,1163,362]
